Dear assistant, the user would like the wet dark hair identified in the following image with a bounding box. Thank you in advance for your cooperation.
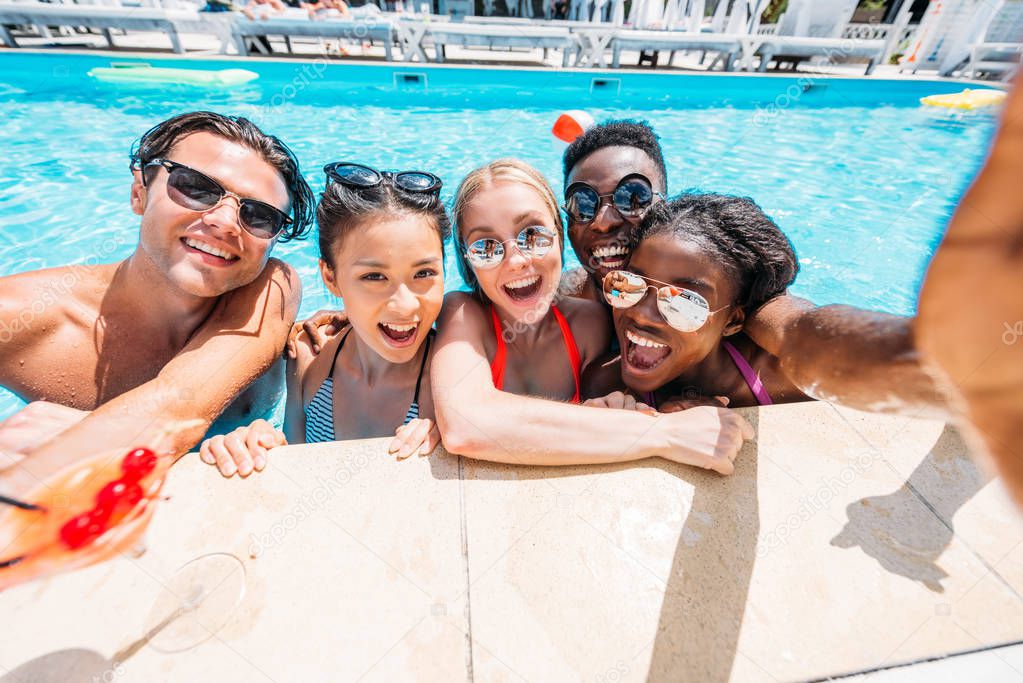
[316,180,450,269]
[635,193,798,313]
[562,119,668,191]
[130,111,315,242]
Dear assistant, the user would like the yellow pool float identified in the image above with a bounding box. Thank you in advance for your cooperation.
[920,88,1007,111]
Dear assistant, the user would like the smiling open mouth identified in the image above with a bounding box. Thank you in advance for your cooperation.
[624,329,671,371]
[182,237,238,262]
[378,322,418,346]
[590,244,630,270]
[503,274,542,302]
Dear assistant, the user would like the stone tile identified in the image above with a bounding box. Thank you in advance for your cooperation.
[831,405,1023,597]
[462,403,1023,683]
[0,440,468,682]
[2,403,1022,682]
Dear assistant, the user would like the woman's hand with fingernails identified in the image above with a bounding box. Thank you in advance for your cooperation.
[199,419,287,477]
[657,406,755,475]
[388,418,441,460]
[582,391,653,414]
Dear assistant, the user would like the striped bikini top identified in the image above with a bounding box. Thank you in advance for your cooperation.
[304,328,433,444]
[489,304,582,404]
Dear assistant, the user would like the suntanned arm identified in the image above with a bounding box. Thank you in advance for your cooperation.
[19,259,301,477]
[744,294,949,420]
[916,78,1023,506]
[431,293,752,474]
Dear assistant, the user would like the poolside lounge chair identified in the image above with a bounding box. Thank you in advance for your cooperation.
[231,8,395,57]
[899,0,1001,75]
[962,0,1023,80]
[0,1,208,52]
[755,0,885,74]
[609,29,746,69]
[419,20,577,65]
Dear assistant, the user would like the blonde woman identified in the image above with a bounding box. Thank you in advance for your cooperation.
[416,158,753,473]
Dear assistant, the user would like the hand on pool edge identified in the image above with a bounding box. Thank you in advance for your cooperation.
[389,418,441,460]
[199,420,286,477]
[656,406,755,476]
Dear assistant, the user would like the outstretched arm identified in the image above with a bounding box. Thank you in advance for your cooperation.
[916,78,1023,505]
[744,294,948,419]
[430,294,752,474]
[20,259,301,471]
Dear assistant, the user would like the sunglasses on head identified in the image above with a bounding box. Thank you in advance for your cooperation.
[323,162,443,195]
[563,174,661,225]
[142,158,292,240]
[464,225,557,270]
[602,270,729,333]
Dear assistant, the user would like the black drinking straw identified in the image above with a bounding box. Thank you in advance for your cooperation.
[0,554,25,569]
[0,493,44,512]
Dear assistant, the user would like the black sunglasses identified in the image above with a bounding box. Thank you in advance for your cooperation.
[142,158,292,239]
[562,174,662,225]
[323,162,443,195]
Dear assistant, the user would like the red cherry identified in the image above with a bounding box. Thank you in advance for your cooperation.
[59,509,109,550]
[121,448,157,482]
[96,479,144,520]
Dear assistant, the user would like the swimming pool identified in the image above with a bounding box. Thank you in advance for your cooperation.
[0,51,998,418]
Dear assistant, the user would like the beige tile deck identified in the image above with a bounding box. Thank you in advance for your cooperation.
[0,402,1021,682]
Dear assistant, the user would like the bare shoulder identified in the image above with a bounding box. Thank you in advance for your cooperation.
[0,264,111,349]
[438,291,489,328]
[731,333,807,403]
[296,324,350,400]
[556,295,612,363]
[435,291,496,360]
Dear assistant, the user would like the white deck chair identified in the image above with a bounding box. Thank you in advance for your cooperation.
[775,0,856,38]
[899,0,1000,75]
[962,0,1023,79]
[756,0,885,73]
[425,21,576,64]
[723,0,763,34]
[0,1,199,51]
[626,0,663,28]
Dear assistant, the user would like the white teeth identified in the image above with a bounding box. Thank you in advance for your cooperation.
[592,245,630,258]
[505,275,540,290]
[626,329,667,348]
[185,238,237,261]
[381,322,418,332]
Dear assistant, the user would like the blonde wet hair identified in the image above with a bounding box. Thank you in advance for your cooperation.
[453,158,566,299]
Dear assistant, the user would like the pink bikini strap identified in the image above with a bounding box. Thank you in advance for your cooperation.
[723,340,773,406]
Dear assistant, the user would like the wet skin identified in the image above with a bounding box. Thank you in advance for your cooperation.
[613,234,806,408]
[0,131,300,444]
[450,180,610,401]
[562,145,666,304]
[287,214,444,441]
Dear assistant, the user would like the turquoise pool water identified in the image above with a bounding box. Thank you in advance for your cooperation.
[0,52,999,419]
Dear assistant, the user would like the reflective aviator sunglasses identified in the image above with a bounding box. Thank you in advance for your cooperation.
[142,159,293,239]
[464,225,558,270]
[563,174,662,224]
[602,270,729,332]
